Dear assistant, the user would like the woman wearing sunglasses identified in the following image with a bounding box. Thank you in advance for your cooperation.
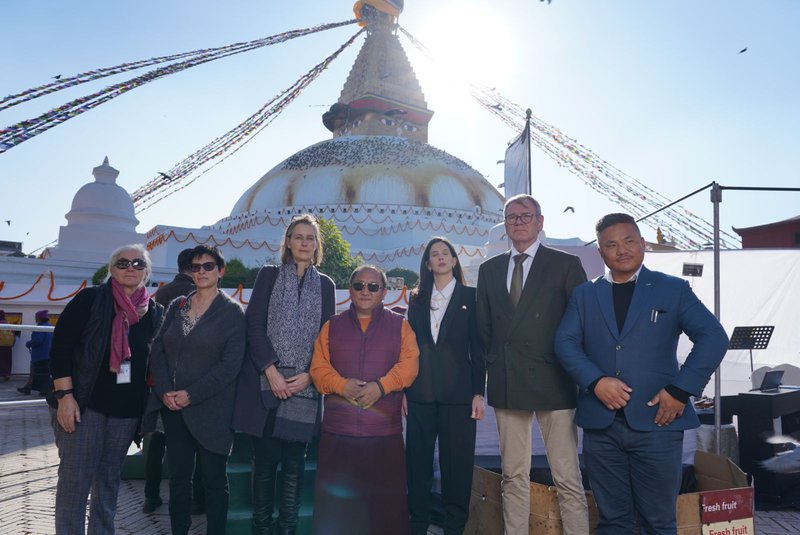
[232,214,335,535]
[405,237,486,535]
[147,245,246,535]
[49,244,163,534]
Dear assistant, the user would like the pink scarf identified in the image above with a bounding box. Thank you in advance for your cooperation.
[110,278,150,373]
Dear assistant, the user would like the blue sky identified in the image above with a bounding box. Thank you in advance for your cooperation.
[1,1,798,254]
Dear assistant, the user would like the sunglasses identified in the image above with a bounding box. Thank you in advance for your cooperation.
[351,281,383,293]
[190,262,218,273]
[114,258,147,270]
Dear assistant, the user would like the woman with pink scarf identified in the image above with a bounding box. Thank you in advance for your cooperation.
[49,244,163,535]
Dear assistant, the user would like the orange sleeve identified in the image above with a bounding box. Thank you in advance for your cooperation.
[378,319,419,394]
[310,321,348,396]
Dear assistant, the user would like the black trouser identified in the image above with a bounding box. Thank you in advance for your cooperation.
[31,359,51,393]
[251,412,308,535]
[143,431,205,505]
[162,409,229,535]
[406,401,476,535]
[144,432,166,501]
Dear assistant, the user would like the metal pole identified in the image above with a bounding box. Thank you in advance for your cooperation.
[711,182,723,455]
[0,324,54,333]
[525,108,532,195]
[0,399,48,409]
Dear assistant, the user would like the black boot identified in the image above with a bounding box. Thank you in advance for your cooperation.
[276,442,307,535]
[252,456,277,535]
[17,385,31,395]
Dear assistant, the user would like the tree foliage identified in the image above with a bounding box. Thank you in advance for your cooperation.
[318,218,360,288]
[386,267,418,288]
[92,265,108,285]
[221,258,260,288]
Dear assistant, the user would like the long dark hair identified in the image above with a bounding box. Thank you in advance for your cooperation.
[410,237,464,306]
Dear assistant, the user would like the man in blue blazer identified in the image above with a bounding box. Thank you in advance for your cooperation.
[555,213,728,534]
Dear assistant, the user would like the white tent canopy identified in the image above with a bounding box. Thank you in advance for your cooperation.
[646,249,800,396]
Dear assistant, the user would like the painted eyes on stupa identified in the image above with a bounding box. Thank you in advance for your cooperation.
[377,117,418,132]
[342,115,420,136]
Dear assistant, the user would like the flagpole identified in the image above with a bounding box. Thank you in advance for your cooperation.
[525,108,532,195]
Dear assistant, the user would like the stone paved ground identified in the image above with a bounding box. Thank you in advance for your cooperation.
[0,377,796,534]
[0,378,207,535]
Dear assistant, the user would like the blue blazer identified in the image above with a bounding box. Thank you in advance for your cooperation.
[554,266,728,432]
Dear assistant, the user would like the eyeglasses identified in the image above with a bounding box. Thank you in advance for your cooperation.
[114,258,147,270]
[351,281,383,293]
[190,262,217,273]
[504,213,538,224]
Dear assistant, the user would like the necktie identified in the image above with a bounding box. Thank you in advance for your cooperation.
[510,253,528,307]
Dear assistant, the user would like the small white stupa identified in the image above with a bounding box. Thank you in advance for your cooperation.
[45,157,144,263]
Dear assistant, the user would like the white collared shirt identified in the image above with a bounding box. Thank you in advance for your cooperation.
[603,265,643,284]
[430,277,456,343]
[506,240,541,292]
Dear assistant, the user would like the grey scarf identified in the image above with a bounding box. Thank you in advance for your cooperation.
[266,262,322,442]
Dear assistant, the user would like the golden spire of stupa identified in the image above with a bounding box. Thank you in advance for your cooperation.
[322,0,433,142]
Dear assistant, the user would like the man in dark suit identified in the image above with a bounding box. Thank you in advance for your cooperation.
[477,194,588,535]
[555,213,729,534]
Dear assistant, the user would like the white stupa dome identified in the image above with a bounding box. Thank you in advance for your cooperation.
[231,136,503,217]
[145,12,506,272]
[65,157,140,231]
[46,157,144,263]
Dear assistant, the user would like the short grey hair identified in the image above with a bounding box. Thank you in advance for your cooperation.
[107,244,152,284]
[503,194,542,217]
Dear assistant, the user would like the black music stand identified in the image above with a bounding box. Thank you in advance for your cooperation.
[728,325,774,375]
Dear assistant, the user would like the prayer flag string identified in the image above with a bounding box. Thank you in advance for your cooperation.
[399,26,739,250]
[132,28,365,211]
[0,19,358,153]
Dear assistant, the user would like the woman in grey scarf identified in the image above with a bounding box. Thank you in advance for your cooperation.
[232,214,336,535]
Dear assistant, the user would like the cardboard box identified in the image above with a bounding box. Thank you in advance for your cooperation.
[677,450,752,535]
[464,466,599,535]
[464,451,752,535]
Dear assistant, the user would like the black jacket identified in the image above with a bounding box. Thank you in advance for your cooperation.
[406,283,485,404]
[153,273,195,308]
[476,246,586,410]
[232,265,336,438]
[49,283,163,416]
[147,291,246,455]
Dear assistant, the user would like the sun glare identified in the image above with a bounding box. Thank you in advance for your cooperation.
[409,2,517,108]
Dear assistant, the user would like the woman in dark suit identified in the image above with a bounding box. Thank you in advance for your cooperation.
[232,214,335,535]
[148,245,246,535]
[405,236,486,535]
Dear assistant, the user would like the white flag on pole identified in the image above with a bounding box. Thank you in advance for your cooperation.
[503,126,530,199]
